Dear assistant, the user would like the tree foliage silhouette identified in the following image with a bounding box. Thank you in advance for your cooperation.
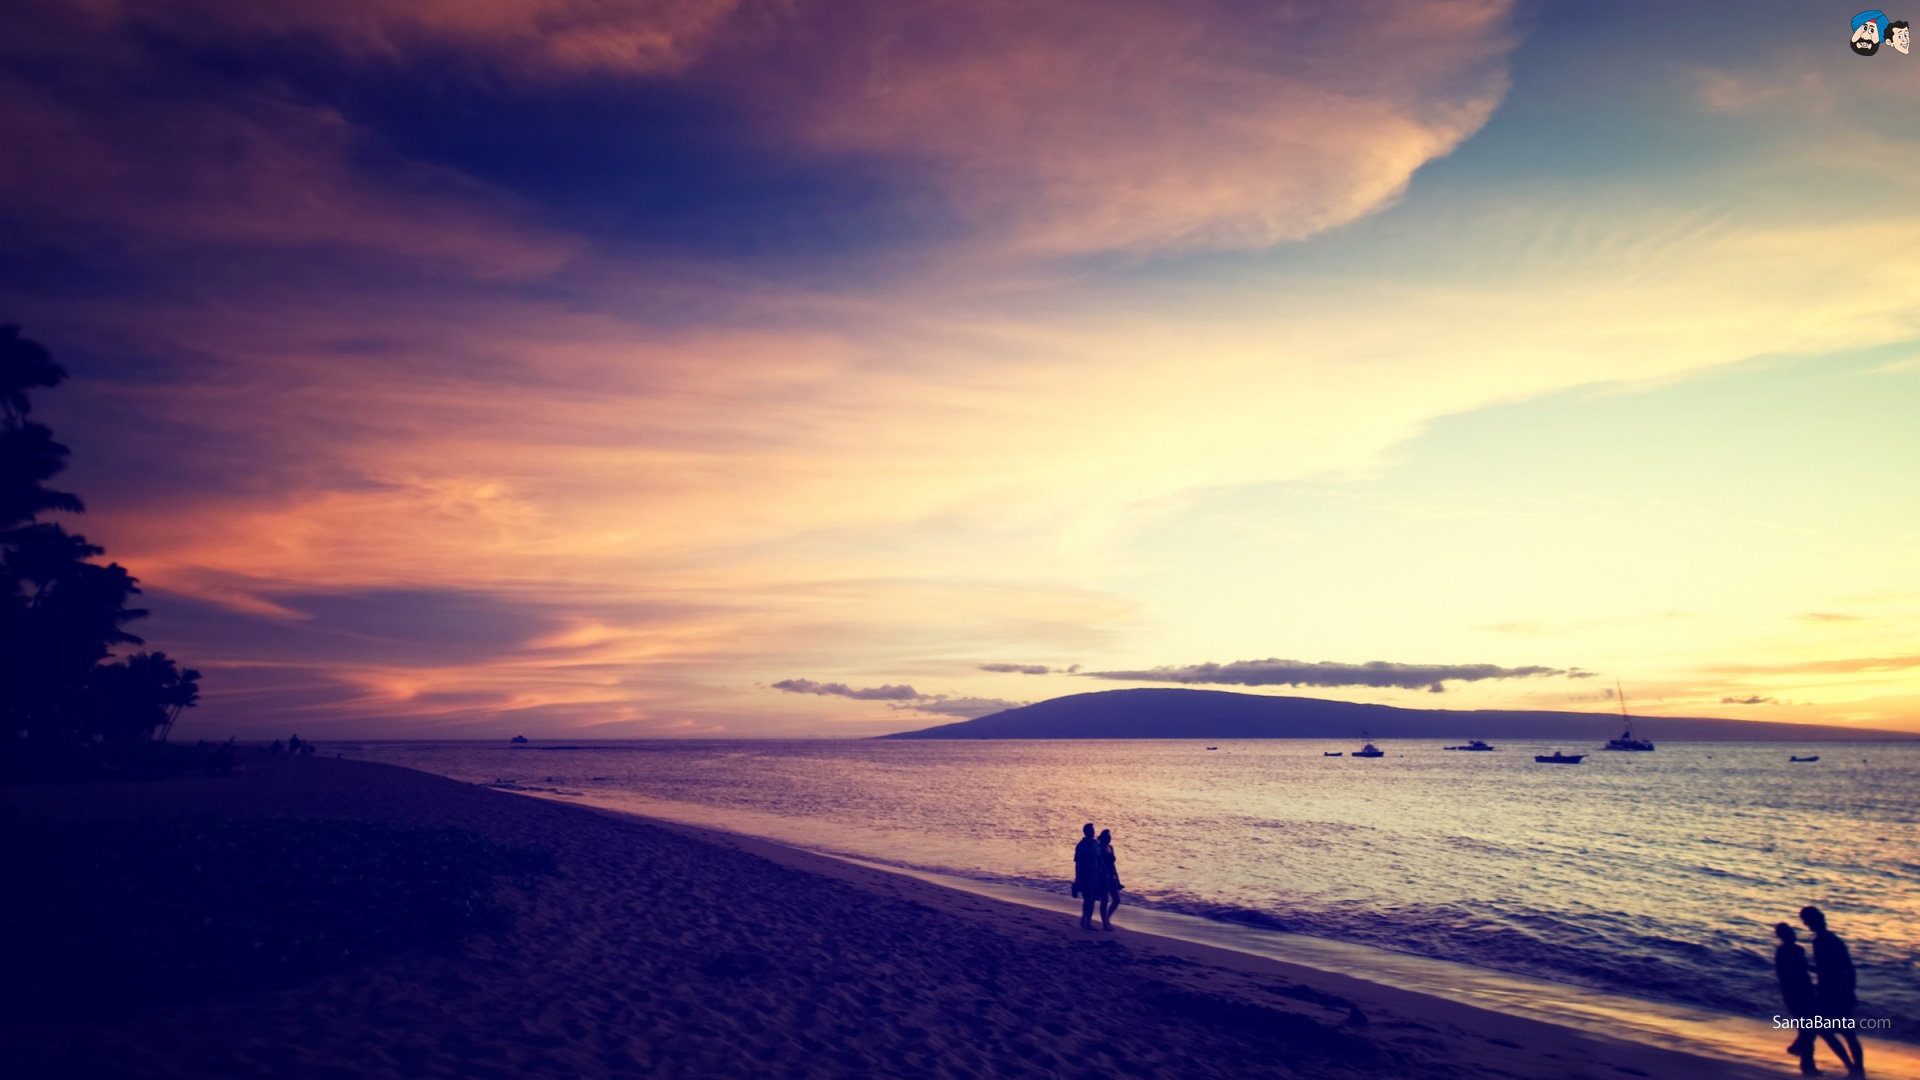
[1,326,199,752]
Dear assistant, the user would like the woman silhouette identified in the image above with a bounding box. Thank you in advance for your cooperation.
[1775,922,1853,1076]
[1098,829,1124,930]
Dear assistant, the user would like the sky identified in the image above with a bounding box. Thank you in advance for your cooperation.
[4,0,1918,738]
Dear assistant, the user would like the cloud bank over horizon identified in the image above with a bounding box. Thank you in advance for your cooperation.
[774,678,1020,719]
[1084,659,1588,694]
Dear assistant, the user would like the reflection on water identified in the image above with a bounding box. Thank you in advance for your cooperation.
[345,738,1919,1046]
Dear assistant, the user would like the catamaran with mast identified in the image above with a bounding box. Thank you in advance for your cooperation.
[1602,680,1654,751]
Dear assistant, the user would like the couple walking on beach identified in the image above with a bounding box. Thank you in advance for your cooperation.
[1774,905,1865,1077]
[1071,824,1124,931]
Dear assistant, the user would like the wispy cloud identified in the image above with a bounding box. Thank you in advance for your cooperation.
[1716,655,1920,676]
[772,678,921,701]
[776,678,1020,719]
[1721,695,1778,705]
[1084,659,1586,694]
[891,696,1022,719]
[786,0,1519,253]
[978,662,1069,675]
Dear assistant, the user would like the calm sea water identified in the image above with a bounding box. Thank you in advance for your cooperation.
[341,739,1920,1041]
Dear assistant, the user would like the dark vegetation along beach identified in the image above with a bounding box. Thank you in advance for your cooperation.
[0,756,1788,1080]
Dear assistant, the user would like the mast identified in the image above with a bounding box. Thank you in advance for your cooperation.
[1616,678,1632,737]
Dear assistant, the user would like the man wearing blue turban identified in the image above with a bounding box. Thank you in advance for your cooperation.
[1851,10,1888,55]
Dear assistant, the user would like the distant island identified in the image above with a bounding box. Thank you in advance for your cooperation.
[878,688,1914,741]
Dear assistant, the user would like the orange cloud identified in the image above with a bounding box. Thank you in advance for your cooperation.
[788,0,1517,253]
[57,0,1520,256]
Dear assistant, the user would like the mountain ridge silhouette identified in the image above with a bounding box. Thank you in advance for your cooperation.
[877,688,1913,740]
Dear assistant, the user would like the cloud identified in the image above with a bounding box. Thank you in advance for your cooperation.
[772,678,921,701]
[1716,655,1920,676]
[891,696,1023,719]
[978,663,1054,675]
[61,0,1521,256]
[93,0,744,78]
[1799,612,1863,623]
[1721,695,1778,705]
[0,16,575,276]
[774,679,1022,718]
[781,0,1519,253]
[1083,658,1583,694]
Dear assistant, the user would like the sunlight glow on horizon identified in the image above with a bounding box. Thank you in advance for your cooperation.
[6,0,1917,736]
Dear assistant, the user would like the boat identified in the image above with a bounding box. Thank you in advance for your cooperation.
[1205,746,1218,751]
[1535,751,1585,764]
[1351,733,1384,758]
[1601,680,1654,751]
[510,734,529,745]
[1444,740,1496,751]
[1323,751,1343,757]
[1790,755,1819,763]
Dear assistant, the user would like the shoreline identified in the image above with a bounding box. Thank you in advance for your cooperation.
[529,788,1920,1080]
[0,755,1883,1078]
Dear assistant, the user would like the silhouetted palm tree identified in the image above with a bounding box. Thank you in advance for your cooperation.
[1,325,199,754]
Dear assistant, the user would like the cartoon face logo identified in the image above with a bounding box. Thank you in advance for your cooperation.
[1852,9,1887,55]
[1893,20,1912,53]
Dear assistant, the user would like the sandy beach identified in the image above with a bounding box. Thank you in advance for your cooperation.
[0,756,1791,1079]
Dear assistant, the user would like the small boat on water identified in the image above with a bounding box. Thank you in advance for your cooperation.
[1444,740,1496,751]
[510,734,530,745]
[1790,755,1820,763]
[1205,746,1218,751]
[1351,732,1385,758]
[1602,680,1654,751]
[1535,751,1585,764]
[1323,751,1343,757]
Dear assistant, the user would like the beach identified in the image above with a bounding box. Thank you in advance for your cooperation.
[2,757,1790,1079]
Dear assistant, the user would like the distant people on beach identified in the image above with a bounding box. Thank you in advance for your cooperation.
[1775,922,1852,1076]
[211,737,243,776]
[1098,828,1123,931]
[1072,823,1104,930]
[1801,906,1865,1077]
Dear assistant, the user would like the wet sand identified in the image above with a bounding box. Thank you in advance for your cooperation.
[1,756,1786,1078]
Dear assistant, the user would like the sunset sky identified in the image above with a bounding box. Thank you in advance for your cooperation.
[6,1,1918,737]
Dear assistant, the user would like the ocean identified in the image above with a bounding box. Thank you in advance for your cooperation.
[340,738,1919,1048]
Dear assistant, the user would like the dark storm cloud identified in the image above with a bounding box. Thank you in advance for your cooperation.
[772,678,923,701]
[1083,658,1583,694]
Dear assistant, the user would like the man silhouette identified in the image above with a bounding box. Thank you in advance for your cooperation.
[1776,922,1851,1076]
[1800,906,1864,1078]
[1072,823,1103,930]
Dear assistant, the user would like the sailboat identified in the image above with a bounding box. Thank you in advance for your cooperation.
[1602,680,1654,751]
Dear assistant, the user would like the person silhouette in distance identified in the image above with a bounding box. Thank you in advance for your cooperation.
[1776,922,1851,1076]
[1098,828,1123,931]
[1800,906,1864,1078]
[1072,823,1103,930]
